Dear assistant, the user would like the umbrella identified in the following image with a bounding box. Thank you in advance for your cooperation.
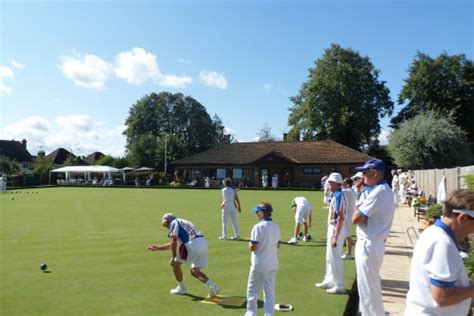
[437,176,447,204]
[136,167,154,171]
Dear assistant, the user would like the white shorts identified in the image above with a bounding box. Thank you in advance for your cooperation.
[295,206,310,224]
[174,237,208,269]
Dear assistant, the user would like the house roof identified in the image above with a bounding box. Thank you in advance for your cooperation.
[172,140,373,165]
[0,140,33,162]
[46,148,87,165]
[84,152,105,165]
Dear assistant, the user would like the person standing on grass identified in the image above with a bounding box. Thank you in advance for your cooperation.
[315,172,347,294]
[1,174,7,193]
[341,178,357,260]
[287,196,312,244]
[246,202,280,316]
[352,159,395,316]
[148,213,220,298]
[405,189,474,315]
[219,178,242,240]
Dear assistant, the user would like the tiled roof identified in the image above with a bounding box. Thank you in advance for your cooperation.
[0,140,33,162]
[172,140,372,165]
[46,148,87,165]
[84,152,105,165]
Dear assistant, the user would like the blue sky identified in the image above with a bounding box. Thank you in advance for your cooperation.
[1,0,472,157]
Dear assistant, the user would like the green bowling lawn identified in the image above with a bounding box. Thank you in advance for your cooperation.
[0,187,355,315]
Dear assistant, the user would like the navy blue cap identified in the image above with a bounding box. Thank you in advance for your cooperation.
[251,205,272,213]
[354,159,385,172]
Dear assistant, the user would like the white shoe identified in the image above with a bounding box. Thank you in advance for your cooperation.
[315,281,333,289]
[302,236,308,242]
[341,253,353,260]
[208,284,220,298]
[170,286,187,295]
[287,238,298,244]
[326,286,345,294]
[218,236,227,240]
[230,236,240,240]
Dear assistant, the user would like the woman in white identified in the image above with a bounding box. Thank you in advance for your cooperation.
[405,189,474,315]
[391,170,399,206]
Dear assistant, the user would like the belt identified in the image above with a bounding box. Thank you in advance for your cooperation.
[194,235,204,238]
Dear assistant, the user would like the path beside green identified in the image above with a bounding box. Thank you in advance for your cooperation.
[0,187,355,315]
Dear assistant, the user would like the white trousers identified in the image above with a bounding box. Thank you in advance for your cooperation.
[355,237,385,316]
[399,184,406,204]
[323,224,345,288]
[221,207,239,238]
[246,267,277,316]
[392,189,399,205]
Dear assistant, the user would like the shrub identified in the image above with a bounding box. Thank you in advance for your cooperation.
[425,204,443,221]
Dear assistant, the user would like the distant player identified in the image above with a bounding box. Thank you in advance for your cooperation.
[219,178,242,240]
[148,213,220,297]
[341,178,357,259]
[316,172,346,294]
[0,174,7,193]
[246,202,281,316]
[287,196,312,244]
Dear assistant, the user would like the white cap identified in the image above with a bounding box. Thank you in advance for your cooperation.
[351,172,363,180]
[327,172,343,184]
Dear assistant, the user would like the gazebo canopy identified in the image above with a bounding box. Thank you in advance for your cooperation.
[51,166,120,173]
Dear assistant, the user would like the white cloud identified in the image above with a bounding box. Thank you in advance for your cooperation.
[11,60,25,70]
[378,128,391,145]
[0,65,14,96]
[114,47,160,85]
[113,48,193,89]
[0,115,126,157]
[199,70,228,90]
[58,54,111,90]
[177,58,191,65]
[264,83,272,91]
[157,75,193,88]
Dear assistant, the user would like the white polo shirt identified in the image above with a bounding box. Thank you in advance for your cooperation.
[250,218,280,271]
[405,219,471,315]
[356,181,395,240]
[222,186,237,210]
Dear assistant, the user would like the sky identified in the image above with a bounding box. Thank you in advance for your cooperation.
[1,0,472,158]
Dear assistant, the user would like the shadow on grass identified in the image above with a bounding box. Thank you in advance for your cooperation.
[185,293,251,309]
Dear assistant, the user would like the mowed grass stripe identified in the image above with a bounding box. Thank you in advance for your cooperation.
[0,187,355,315]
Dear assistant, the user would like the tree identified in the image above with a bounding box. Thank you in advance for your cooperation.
[32,156,54,184]
[95,155,130,169]
[288,44,393,150]
[123,92,232,172]
[391,52,474,144]
[387,111,471,169]
[0,155,21,175]
[257,123,277,142]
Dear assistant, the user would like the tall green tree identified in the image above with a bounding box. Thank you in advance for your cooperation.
[0,156,21,175]
[32,156,54,184]
[288,44,393,150]
[391,52,474,144]
[95,155,130,169]
[123,92,232,172]
[387,111,471,169]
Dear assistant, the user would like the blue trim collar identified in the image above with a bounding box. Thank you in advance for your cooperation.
[434,219,459,250]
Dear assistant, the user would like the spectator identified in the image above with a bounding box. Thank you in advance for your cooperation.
[271,174,278,189]
[398,169,408,205]
[391,169,399,206]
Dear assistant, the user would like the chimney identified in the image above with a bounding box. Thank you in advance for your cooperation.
[21,139,27,149]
